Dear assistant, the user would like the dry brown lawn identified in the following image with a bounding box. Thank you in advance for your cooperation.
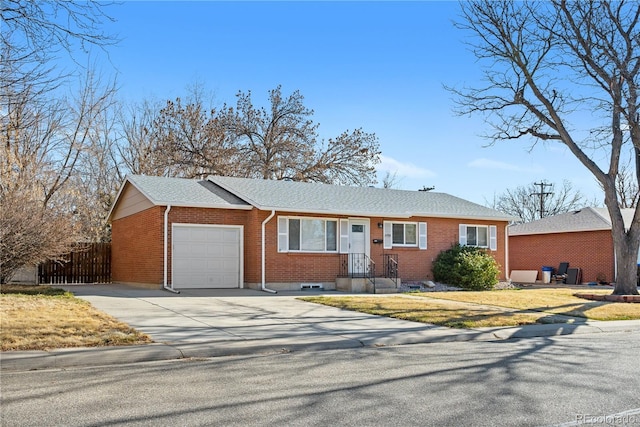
[0,285,151,351]
[415,288,640,321]
[300,287,640,328]
[300,295,564,328]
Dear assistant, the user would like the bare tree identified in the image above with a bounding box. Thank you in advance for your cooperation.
[152,98,238,178]
[0,190,82,283]
[1,0,116,94]
[220,86,380,186]
[1,65,115,204]
[72,106,122,242]
[116,98,170,177]
[381,171,402,189]
[116,95,241,179]
[124,85,381,186]
[490,180,588,223]
[0,1,117,281]
[451,0,640,295]
[612,160,639,208]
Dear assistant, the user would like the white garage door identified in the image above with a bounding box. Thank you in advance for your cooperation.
[172,225,242,289]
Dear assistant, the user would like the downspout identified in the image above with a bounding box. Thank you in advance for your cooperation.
[504,224,510,282]
[261,210,277,294]
[163,205,179,294]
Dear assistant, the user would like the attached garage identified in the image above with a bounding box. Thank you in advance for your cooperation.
[172,224,243,289]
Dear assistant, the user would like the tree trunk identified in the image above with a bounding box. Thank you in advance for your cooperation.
[611,224,640,295]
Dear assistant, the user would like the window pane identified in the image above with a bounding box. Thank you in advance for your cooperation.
[466,227,477,246]
[289,219,300,250]
[392,224,404,244]
[405,224,417,245]
[477,227,488,247]
[326,221,337,251]
[301,219,325,251]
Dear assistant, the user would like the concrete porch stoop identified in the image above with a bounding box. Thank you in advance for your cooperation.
[367,278,399,294]
[336,277,399,293]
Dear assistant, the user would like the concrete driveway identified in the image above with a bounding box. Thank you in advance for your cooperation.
[61,284,462,348]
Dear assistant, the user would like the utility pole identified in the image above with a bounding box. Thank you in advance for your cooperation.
[531,181,553,219]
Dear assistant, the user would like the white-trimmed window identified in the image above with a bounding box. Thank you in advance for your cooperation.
[278,217,338,252]
[393,223,417,246]
[383,221,427,250]
[459,224,497,251]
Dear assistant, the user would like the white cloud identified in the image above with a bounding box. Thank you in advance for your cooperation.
[468,158,544,173]
[377,155,436,178]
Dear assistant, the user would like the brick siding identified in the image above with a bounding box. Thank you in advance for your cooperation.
[111,206,165,286]
[509,230,614,284]
[112,206,510,287]
[264,213,508,283]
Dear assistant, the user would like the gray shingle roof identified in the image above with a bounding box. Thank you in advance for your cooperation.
[508,207,635,236]
[208,175,516,221]
[126,175,251,209]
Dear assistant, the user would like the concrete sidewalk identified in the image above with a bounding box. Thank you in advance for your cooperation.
[2,284,639,372]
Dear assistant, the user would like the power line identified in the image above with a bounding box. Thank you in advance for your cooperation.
[531,181,553,219]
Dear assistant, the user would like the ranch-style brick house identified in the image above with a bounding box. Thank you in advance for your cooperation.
[108,175,515,292]
[509,207,635,285]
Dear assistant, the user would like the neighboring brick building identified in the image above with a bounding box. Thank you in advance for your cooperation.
[508,207,634,284]
[108,175,515,292]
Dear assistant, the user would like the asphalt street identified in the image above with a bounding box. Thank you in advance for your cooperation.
[2,332,640,426]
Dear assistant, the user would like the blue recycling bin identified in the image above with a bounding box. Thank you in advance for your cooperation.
[542,266,553,284]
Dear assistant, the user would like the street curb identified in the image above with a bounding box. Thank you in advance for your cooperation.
[0,344,182,372]
[2,321,639,372]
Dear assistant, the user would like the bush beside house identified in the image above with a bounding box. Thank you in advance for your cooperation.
[433,244,500,290]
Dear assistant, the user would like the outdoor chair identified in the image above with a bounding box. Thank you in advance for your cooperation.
[565,268,582,285]
[552,262,569,283]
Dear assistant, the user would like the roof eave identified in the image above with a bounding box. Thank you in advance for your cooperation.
[509,226,611,236]
[254,206,513,221]
[106,176,137,223]
[422,213,518,222]
[159,202,253,210]
[249,205,411,218]
[107,176,253,223]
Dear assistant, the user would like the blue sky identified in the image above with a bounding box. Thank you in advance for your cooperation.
[89,1,604,206]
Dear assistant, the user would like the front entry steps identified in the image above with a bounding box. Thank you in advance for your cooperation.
[366,278,399,294]
[336,277,400,293]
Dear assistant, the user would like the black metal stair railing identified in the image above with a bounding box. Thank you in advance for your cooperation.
[339,253,401,293]
[339,253,376,289]
[384,254,398,285]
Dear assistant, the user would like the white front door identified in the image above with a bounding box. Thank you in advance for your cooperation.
[348,219,370,275]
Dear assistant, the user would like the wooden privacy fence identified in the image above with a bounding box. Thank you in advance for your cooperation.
[38,243,111,284]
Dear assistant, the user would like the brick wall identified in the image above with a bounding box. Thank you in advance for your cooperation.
[264,213,509,283]
[111,206,165,286]
[509,230,614,284]
[113,205,510,288]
